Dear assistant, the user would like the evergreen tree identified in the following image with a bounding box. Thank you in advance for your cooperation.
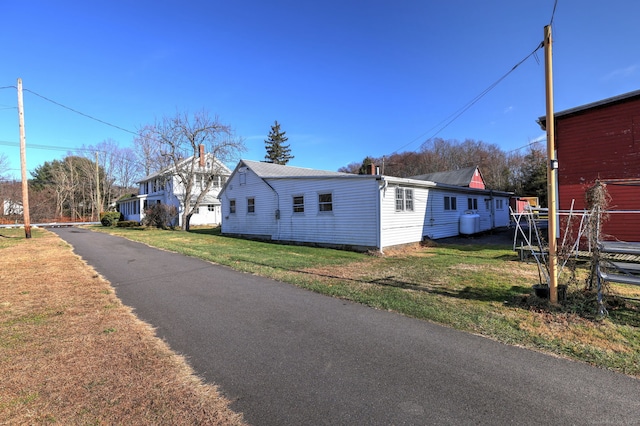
[358,156,375,175]
[519,146,548,207]
[264,121,293,165]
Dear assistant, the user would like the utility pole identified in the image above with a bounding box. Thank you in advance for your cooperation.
[17,78,32,239]
[95,151,101,219]
[544,25,558,303]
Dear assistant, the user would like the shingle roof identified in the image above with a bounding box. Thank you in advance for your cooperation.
[410,166,478,187]
[241,159,352,178]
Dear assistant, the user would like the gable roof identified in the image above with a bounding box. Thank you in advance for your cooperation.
[239,159,353,179]
[409,166,480,187]
[138,153,232,183]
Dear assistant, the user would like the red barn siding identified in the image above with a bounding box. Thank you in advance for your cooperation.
[554,93,640,242]
[469,169,485,189]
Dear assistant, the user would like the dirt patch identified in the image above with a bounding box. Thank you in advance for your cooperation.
[435,227,514,247]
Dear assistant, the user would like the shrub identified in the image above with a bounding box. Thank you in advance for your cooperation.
[100,212,122,227]
[116,220,140,228]
[142,204,178,229]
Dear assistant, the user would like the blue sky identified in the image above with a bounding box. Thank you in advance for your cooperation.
[1,0,639,180]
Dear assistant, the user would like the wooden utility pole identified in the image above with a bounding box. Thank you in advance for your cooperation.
[17,78,32,239]
[544,25,558,303]
[95,151,101,219]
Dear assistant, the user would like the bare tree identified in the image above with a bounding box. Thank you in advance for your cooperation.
[77,139,141,213]
[142,110,245,231]
[0,153,10,181]
[134,124,168,176]
[344,138,541,193]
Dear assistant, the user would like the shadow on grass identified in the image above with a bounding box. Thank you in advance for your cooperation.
[604,296,640,328]
[507,287,640,328]
[237,256,640,327]
[189,227,221,236]
[237,256,532,304]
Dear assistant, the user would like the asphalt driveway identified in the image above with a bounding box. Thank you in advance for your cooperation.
[52,227,640,425]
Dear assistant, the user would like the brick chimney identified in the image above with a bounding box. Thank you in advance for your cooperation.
[199,144,205,167]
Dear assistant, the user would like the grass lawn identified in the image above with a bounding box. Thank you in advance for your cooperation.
[94,225,640,378]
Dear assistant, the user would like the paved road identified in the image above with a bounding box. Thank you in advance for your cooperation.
[52,227,640,425]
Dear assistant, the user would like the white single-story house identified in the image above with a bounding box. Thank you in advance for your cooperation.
[117,152,231,227]
[218,160,512,252]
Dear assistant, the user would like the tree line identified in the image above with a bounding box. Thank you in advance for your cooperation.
[338,138,548,205]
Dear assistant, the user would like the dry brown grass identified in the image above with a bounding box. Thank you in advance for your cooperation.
[0,229,245,425]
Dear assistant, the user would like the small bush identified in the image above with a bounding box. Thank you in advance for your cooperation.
[143,204,178,229]
[100,212,122,227]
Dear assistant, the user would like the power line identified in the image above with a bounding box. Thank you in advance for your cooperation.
[549,0,559,27]
[0,140,106,153]
[391,41,544,155]
[23,88,138,135]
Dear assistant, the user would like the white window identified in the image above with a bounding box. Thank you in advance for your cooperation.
[395,188,414,212]
[395,188,404,211]
[293,195,304,213]
[207,204,215,212]
[405,189,414,211]
[247,197,255,213]
[445,196,457,211]
[318,193,333,212]
[496,199,504,210]
[468,197,478,210]
[229,199,236,214]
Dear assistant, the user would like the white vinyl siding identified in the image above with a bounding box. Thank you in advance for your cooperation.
[275,180,376,246]
[380,184,427,248]
[220,162,513,251]
[221,170,379,248]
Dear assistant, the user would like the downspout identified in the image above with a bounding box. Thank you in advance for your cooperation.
[260,178,281,240]
[490,190,495,229]
[377,177,387,253]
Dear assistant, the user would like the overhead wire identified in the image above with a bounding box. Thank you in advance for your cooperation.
[549,0,558,27]
[22,88,138,136]
[389,0,559,157]
[0,140,106,153]
[390,41,544,155]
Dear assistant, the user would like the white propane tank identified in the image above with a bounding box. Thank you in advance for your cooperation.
[459,211,480,235]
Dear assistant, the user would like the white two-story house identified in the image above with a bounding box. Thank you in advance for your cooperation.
[117,150,231,227]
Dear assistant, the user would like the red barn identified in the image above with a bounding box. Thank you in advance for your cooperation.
[538,90,640,242]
